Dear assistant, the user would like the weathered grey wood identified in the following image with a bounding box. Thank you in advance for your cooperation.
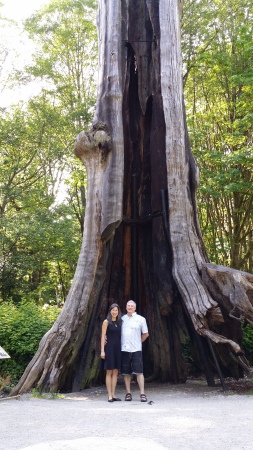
[93,0,125,238]
[203,263,253,324]
[0,395,20,401]
[160,0,219,324]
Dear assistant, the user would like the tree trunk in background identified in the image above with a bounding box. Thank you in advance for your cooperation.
[12,0,253,395]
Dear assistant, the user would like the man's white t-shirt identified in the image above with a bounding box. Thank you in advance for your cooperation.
[121,312,148,352]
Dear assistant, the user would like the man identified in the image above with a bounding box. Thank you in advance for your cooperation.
[121,300,149,402]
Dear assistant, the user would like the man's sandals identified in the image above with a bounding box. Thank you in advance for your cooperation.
[125,393,132,401]
[125,393,148,402]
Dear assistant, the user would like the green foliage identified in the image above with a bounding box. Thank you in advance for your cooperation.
[242,324,253,365]
[0,149,81,304]
[24,0,98,131]
[0,0,97,305]
[183,0,253,271]
[0,375,11,392]
[0,301,60,382]
[31,388,46,398]
[31,387,64,399]
[181,338,203,375]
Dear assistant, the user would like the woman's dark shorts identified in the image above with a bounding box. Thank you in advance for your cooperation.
[121,351,143,375]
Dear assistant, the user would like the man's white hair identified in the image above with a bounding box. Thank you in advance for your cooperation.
[127,300,136,306]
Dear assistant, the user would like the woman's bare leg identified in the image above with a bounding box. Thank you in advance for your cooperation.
[106,370,113,399]
[111,369,118,398]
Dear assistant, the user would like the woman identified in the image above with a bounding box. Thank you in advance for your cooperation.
[100,303,122,402]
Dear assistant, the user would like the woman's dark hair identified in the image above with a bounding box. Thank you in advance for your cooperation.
[106,303,122,325]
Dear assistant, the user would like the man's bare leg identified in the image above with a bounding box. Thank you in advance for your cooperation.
[136,373,145,395]
[124,374,131,394]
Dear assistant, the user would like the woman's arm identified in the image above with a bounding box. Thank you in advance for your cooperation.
[101,319,108,359]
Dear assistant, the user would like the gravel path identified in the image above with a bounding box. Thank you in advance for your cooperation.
[1,380,252,450]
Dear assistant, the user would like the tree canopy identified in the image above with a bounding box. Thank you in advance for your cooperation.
[183,0,253,271]
[0,0,97,304]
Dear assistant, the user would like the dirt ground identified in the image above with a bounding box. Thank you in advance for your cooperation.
[1,377,253,450]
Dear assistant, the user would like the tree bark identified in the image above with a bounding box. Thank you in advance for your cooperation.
[11,0,253,395]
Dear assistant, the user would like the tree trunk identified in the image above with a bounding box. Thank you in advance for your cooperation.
[11,0,253,395]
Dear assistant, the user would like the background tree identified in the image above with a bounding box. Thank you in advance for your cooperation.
[0,103,80,303]
[183,0,253,271]
[0,0,97,304]
[11,0,253,396]
[23,0,97,131]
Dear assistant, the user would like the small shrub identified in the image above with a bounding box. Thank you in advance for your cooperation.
[181,337,203,376]
[242,324,253,365]
[31,388,64,399]
[48,391,64,399]
[0,301,60,382]
[31,388,46,398]
[0,375,11,392]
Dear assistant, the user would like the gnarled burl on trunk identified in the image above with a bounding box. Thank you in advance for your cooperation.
[11,0,253,395]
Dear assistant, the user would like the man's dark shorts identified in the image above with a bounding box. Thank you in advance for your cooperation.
[121,351,143,375]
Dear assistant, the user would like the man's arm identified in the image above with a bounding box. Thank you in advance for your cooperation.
[141,332,149,343]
